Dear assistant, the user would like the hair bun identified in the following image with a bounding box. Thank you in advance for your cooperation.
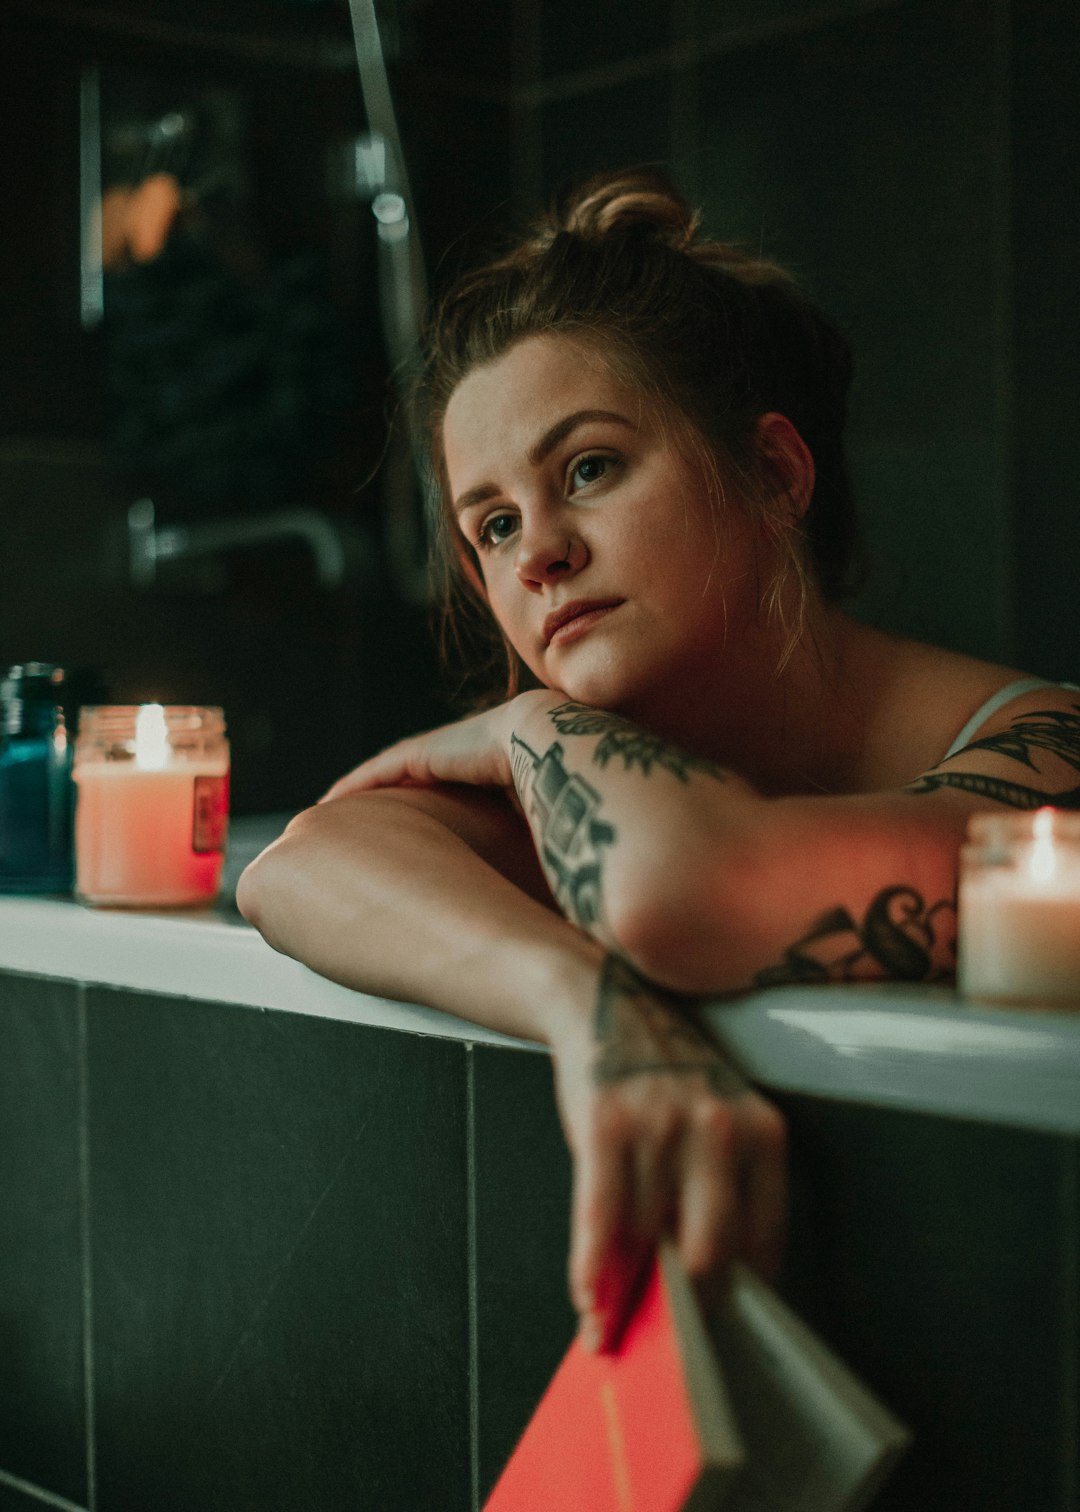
[553,168,699,250]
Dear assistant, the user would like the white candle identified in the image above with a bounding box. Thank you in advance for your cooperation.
[73,704,229,907]
[959,808,1080,1006]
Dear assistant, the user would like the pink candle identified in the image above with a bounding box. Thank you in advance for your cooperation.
[74,705,229,907]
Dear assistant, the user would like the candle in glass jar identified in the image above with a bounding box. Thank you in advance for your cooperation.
[958,808,1080,1006]
[74,704,229,907]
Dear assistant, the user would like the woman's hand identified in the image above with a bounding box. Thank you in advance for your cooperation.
[553,955,787,1353]
[320,700,528,801]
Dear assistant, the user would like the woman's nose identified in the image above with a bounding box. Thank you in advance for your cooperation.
[514,528,586,591]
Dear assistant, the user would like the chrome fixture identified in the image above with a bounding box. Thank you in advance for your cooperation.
[344,0,433,602]
[127,498,348,590]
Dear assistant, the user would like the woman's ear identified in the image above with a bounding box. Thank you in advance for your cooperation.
[753,412,815,521]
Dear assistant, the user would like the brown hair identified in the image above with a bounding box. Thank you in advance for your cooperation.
[415,168,860,700]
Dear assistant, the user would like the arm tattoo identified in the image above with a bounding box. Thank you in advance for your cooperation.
[592,955,747,1097]
[510,734,615,934]
[906,771,1080,809]
[754,886,957,988]
[547,701,726,784]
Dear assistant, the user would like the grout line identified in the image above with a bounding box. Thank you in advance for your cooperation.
[0,1467,89,1512]
[1061,1138,1079,1512]
[465,1043,480,1512]
[76,987,97,1512]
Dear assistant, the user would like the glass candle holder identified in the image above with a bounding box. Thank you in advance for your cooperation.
[73,705,229,907]
[958,808,1080,1007]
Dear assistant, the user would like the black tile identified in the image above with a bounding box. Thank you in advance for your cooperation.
[776,1094,1072,1512]
[471,1044,575,1501]
[539,0,672,81]
[541,70,672,197]
[0,972,87,1507]
[403,0,514,84]
[1011,6,1080,679]
[394,85,515,289]
[86,989,470,1512]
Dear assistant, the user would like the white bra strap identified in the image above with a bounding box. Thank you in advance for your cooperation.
[942,678,1080,762]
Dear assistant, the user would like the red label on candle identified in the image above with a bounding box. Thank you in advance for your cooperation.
[192,774,228,854]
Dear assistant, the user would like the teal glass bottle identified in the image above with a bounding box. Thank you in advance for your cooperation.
[0,663,75,893]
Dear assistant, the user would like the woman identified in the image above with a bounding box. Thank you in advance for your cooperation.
[238,169,1079,1354]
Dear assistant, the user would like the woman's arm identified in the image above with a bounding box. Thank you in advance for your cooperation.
[331,686,1080,994]
[237,785,786,1350]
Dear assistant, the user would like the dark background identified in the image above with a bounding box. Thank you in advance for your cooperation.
[2,0,1077,813]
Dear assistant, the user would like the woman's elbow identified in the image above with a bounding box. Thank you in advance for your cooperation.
[234,852,267,930]
[235,817,310,947]
[605,850,762,996]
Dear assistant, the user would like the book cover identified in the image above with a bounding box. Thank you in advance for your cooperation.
[483,1241,745,1512]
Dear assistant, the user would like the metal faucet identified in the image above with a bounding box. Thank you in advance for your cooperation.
[127,498,348,590]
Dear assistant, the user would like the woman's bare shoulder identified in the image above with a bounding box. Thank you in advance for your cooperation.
[847,624,1062,788]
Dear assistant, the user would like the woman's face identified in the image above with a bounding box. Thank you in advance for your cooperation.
[442,333,760,713]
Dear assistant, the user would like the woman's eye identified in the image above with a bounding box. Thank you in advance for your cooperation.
[569,454,612,490]
[477,512,518,548]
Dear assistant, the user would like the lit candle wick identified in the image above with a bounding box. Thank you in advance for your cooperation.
[134,703,170,771]
[1029,806,1057,886]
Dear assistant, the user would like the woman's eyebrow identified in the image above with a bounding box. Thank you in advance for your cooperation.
[526,408,636,465]
[452,409,636,517]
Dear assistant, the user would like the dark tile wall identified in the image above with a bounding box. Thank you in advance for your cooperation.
[471,1044,575,1502]
[775,1094,1079,1512]
[0,973,87,1509]
[1010,5,1080,682]
[85,986,471,1512]
[3,963,1078,1509]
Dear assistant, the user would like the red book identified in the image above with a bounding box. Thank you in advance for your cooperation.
[483,1242,744,1512]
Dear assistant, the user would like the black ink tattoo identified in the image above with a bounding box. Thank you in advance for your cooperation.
[592,955,747,1098]
[548,702,726,784]
[510,733,616,933]
[753,886,957,988]
[945,704,1080,773]
[906,771,1080,809]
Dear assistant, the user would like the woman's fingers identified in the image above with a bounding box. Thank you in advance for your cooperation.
[675,1101,740,1290]
[320,745,414,801]
[569,1134,635,1352]
[320,707,517,802]
[568,1081,788,1351]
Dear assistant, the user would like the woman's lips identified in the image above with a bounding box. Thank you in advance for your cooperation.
[544,599,624,647]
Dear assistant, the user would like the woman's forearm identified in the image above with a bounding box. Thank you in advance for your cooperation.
[237,786,603,1047]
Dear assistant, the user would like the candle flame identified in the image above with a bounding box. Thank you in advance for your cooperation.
[134,703,170,771]
[1029,806,1057,885]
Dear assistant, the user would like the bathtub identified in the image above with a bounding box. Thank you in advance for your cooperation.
[0,813,1077,1511]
